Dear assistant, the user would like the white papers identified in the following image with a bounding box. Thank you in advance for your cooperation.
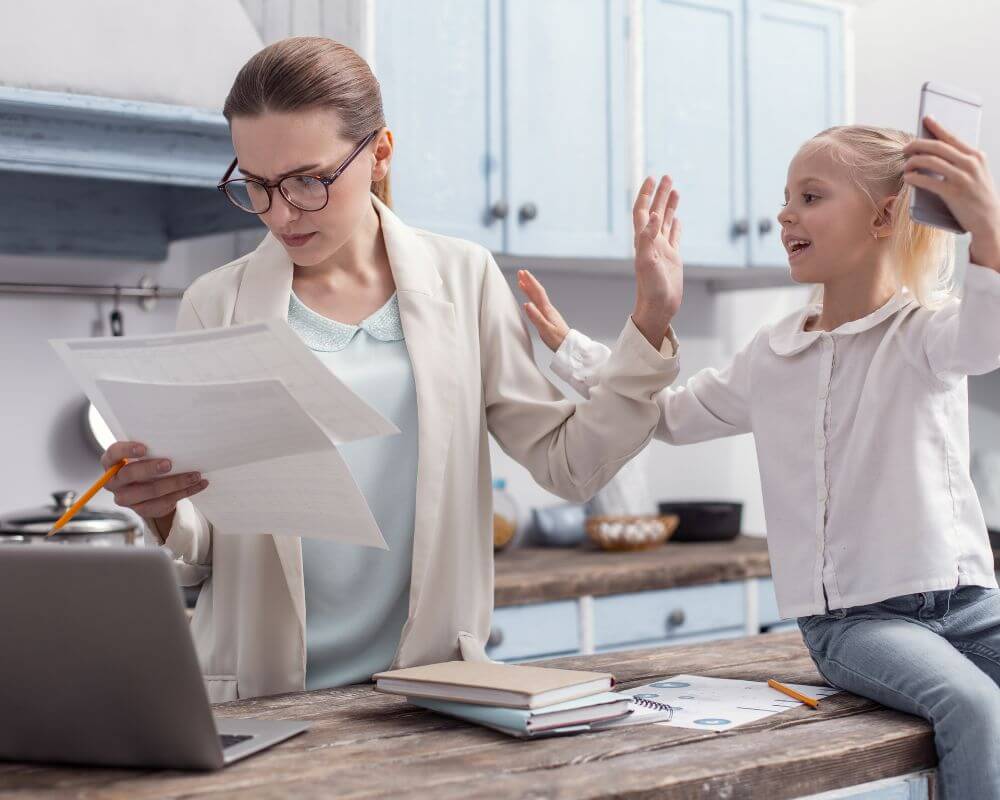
[52,322,398,545]
[52,320,398,445]
[619,675,840,732]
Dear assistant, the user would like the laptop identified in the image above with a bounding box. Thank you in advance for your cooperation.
[0,545,308,770]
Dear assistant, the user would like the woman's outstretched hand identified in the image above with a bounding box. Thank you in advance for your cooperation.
[518,269,570,352]
[903,116,1000,270]
[632,175,683,347]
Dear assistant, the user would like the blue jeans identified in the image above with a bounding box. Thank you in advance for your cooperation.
[798,586,1000,800]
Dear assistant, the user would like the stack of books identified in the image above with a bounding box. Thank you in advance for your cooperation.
[372,661,635,738]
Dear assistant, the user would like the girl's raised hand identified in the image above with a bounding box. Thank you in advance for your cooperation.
[518,269,569,352]
[632,175,683,347]
[903,116,1000,269]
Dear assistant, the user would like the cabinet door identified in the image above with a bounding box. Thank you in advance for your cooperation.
[644,0,748,268]
[374,0,504,250]
[747,0,845,267]
[503,0,629,257]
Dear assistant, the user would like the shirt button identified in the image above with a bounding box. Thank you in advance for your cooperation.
[816,438,825,451]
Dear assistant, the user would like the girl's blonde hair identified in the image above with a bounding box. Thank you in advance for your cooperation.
[223,37,391,206]
[799,125,955,308]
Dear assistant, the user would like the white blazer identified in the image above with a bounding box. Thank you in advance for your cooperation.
[151,197,680,701]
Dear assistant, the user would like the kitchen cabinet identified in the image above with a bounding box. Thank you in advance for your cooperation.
[242,0,847,269]
[375,0,628,258]
[645,0,845,269]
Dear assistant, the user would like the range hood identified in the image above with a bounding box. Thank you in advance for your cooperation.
[0,0,266,261]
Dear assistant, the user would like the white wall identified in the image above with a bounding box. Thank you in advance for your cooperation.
[0,235,243,518]
[851,0,1000,463]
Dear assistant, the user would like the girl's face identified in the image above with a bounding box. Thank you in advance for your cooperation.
[777,146,889,285]
[229,109,390,265]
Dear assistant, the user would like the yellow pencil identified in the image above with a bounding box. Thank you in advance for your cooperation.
[768,678,820,709]
[46,459,128,537]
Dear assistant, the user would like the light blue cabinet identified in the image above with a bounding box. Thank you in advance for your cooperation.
[375,0,504,250]
[748,0,845,267]
[503,1,629,257]
[375,0,628,259]
[644,0,748,268]
[594,582,745,650]
[487,600,580,661]
[645,0,845,269]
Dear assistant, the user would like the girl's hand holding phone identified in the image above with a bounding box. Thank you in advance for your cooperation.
[904,115,1000,270]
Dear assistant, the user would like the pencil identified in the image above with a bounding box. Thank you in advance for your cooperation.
[768,678,820,709]
[46,459,128,537]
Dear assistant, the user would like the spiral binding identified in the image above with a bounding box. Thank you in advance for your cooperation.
[631,696,674,720]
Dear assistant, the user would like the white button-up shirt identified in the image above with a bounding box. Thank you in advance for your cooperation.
[553,263,1000,619]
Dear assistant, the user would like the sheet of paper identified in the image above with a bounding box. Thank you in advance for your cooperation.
[52,320,398,444]
[95,377,387,547]
[620,675,840,732]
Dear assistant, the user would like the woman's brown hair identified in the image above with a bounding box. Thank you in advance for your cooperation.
[223,36,391,206]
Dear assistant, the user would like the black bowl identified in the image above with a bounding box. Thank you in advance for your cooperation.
[656,501,743,542]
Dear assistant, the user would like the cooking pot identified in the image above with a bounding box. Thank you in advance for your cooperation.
[0,491,138,546]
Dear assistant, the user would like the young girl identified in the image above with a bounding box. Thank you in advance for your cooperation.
[520,119,1000,798]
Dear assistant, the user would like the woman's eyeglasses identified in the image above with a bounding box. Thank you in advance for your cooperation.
[217,130,379,214]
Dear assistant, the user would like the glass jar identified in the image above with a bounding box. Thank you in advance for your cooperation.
[492,478,521,551]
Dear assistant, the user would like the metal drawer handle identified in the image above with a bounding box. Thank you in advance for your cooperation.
[489,201,509,221]
[758,217,774,235]
[519,202,538,223]
[665,608,686,630]
[731,219,749,238]
[486,627,504,649]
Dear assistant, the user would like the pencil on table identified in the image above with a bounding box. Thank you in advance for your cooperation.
[768,678,820,709]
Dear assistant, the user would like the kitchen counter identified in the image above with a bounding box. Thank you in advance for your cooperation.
[0,632,937,799]
[494,535,773,607]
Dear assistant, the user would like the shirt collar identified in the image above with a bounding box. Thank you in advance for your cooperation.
[768,291,914,357]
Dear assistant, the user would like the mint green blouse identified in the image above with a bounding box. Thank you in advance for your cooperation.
[286,290,419,689]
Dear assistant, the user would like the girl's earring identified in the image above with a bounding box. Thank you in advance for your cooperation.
[872,231,879,241]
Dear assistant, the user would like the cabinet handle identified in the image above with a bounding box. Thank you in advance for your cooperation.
[518,202,538,223]
[758,217,774,235]
[489,201,509,221]
[665,608,686,630]
[731,219,749,237]
[486,627,504,649]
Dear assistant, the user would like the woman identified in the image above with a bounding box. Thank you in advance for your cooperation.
[100,37,684,701]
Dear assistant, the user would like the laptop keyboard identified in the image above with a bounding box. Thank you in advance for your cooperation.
[220,733,254,749]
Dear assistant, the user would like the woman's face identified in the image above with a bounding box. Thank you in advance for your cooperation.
[777,145,888,285]
[229,109,390,265]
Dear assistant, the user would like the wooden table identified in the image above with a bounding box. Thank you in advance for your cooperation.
[0,632,936,799]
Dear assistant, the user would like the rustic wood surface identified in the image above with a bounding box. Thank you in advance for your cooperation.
[0,632,936,799]
[494,536,773,606]
[494,537,1000,607]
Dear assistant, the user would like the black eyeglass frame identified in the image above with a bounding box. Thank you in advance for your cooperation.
[217,129,380,214]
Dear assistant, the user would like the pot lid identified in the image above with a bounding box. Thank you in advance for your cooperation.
[0,491,136,535]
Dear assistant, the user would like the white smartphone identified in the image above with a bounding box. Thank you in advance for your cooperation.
[909,81,983,233]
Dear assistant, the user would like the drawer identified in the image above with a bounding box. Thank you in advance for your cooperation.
[756,577,782,628]
[487,600,579,662]
[594,582,745,650]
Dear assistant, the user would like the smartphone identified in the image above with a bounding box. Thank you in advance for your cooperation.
[909,81,983,233]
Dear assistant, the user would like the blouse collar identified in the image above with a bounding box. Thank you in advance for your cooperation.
[768,291,915,357]
[287,290,404,352]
